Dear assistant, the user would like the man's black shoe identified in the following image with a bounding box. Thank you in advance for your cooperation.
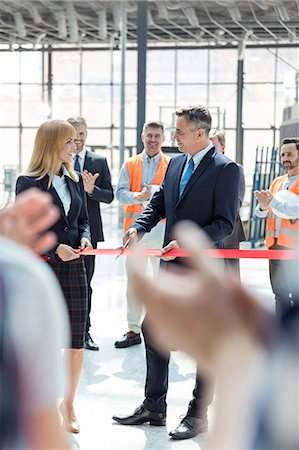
[84,332,99,351]
[112,405,166,426]
[114,331,142,348]
[169,415,208,440]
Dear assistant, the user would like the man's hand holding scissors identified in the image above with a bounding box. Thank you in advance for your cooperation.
[115,227,138,260]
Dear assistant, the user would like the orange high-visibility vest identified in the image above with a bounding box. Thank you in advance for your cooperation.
[265,174,299,249]
[123,152,170,231]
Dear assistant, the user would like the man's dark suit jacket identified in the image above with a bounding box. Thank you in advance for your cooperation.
[224,163,246,247]
[132,147,240,249]
[83,150,114,245]
[16,174,91,261]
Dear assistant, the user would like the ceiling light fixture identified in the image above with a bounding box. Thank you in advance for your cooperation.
[56,10,67,39]
[66,3,79,42]
[14,12,27,38]
[35,32,46,45]
[112,4,121,31]
[29,4,42,24]
[182,6,199,27]
[254,0,268,11]
[276,5,290,22]
[147,10,155,27]
[156,1,169,20]
[98,10,107,40]
[228,5,242,22]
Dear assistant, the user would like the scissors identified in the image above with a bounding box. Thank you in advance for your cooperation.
[115,237,132,260]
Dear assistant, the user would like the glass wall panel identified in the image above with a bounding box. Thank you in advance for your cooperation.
[86,128,112,147]
[209,49,237,83]
[0,52,19,83]
[244,49,275,83]
[82,51,111,83]
[112,85,137,127]
[113,50,137,84]
[177,49,208,84]
[21,128,38,170]
[146,85,175,126]
[0,45,297,179]
[243,84,275,128]
[147,50,175,84]
[20,52,42,83]
[81,85,111,127]
[177,84,208,108]
[21,85,49,126]
[243,130,274,176]
[52,51,80,83]
[112,128,136,169]
[276,48,298,83]
[0,129,19,166]
[52,85,80,119]
[0,85,19,125]
[208,84,237,130]
[221,129,236,161]
[274,84,291,131]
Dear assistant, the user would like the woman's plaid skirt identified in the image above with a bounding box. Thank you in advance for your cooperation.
[49,257,88,348]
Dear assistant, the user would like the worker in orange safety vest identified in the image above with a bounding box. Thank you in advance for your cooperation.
[255,137,299,315]
[115,121,170,348]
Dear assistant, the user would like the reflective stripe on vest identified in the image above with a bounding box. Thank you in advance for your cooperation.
[123,153,170,231]
[123,212,142,219]
[265,175,299,249]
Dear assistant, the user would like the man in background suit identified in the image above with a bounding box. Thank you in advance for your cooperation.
[112,105,240,440]
[67,116,114,351]
[210,130,246,278]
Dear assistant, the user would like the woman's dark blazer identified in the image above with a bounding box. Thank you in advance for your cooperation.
[16,173,91,261]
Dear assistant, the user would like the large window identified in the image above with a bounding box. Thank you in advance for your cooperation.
[0,46,297,179]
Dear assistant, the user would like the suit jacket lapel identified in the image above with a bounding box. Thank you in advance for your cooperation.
[177,148,215,203]
[41,176,70,226]
[83,151,92,171]
[65,176,78,223]
[174,154,188,203]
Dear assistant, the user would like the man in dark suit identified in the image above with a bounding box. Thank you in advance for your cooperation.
[210,130,246,278]
[67,116,114,351]
[112,105,240,440]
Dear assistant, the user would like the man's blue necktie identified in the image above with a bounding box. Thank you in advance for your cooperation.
[179,157,194,198]
[74,155,81,172]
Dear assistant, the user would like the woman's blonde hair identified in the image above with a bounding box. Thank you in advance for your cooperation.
[25,119,77,187]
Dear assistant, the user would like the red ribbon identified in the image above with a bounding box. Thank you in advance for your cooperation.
[79,248,297,260]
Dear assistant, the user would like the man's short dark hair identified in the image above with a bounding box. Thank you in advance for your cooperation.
[175,105,211,136]
[67,116,87,128]
[143,121,164,134]
[281,137,299,152]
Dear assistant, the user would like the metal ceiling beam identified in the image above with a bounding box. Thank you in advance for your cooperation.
[0,0,297,46]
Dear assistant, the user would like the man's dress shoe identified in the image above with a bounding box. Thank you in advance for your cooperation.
[114,331,142,348]
[112,405,166,426]
[169,415,208,440]
[84,332,99,351]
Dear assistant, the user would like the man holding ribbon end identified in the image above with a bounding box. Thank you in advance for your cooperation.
[112,105,240,440]
[255,137,299,315]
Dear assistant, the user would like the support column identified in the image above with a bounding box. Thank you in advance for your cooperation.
[236,43,244,164]
[136,1,147,154]
[119,0,127,169]
[47,48,53,119]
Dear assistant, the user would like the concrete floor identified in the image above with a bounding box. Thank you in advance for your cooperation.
[66,204,274,450]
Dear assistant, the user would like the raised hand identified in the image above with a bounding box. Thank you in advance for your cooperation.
[0,188,59,254]
[82,170,99,195]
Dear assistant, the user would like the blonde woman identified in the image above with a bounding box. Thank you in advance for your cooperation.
[16,120,92,434]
